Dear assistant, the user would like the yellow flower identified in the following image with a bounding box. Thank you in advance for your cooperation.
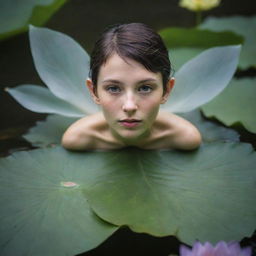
[179,0,221,11]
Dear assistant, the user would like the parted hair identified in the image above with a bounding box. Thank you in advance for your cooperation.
[89,23,172,93]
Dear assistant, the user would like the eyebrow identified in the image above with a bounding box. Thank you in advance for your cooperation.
[101,78,158,84]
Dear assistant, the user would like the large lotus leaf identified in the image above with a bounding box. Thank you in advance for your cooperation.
[84,142,256,245]
[163,45,241,113]
[160,27,243,71]
[159,27,243,48]
[200,16,256,69]
[7,85,85,117]
[24,114,78,147]
[201,78,256,134]
[0,147,117,256]
[0,0,67,41]
[179,109,239,142]
[29,25,97,114]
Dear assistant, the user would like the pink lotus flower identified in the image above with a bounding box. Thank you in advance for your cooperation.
[180,241,252,256]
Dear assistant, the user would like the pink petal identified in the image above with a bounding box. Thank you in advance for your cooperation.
[180,245,192,256]
[214,241,230,255]
[192,241,205,254]
[241,246,252,256]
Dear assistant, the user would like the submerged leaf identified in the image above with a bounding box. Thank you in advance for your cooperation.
[200,16,256,69]
[29,25,97,114]
[163,45,241,113]
[0,147,117,256]
[7,85,85,117]
[201,78,256,134]
[83,142,256,244]
[24,114,78,147]
[179,109,239,142]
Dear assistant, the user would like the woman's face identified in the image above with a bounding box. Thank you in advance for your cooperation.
[88,53,173,144]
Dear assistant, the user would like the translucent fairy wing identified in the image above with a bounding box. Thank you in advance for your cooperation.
[29,25,98,114]
[163,45,241,113]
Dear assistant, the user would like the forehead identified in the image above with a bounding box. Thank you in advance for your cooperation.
[97,53,162,84]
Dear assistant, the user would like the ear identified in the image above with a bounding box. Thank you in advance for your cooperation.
[161,77,175,104]
[86,79,101,105]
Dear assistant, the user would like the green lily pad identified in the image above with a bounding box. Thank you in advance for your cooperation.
[0,147,117,256]
[201,78,256,134]
[180,109,239,142]
[170,48,204,71]
[84,143,256,244]
[24,114,78,147]
[160,27,243,70]
[1,143,256,249]
[160,27,243,48]
[200,16,256,69]
[0,0,67,41]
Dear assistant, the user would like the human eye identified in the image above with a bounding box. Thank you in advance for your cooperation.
[106,85,121,94]
[138,85,153,93]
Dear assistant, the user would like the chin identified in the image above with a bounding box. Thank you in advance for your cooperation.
[118,129,148,144]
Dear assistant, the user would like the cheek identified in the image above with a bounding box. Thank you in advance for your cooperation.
[97,92,118,111]
[143,98,161,112]
[100,100,120,121]
[141,99,161,122]
[101,99,118,111]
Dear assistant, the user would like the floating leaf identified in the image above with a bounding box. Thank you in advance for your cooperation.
[160,27,243,70]
[0,147,117,256]
[180,109,239,142]
[84,142,256,244]
[24,114,78,147]
[170,48,204,71]
[7,85,85,117]
[1,143,255,249]
[163,45,241,113]
[200,16,256,69]
[0,0,67,40]
[160,27,243,48]
[201,78,256,134]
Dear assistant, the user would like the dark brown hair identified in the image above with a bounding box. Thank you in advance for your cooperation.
[89,23,172,93]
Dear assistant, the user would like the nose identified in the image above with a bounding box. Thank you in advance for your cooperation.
[122,94,138,114]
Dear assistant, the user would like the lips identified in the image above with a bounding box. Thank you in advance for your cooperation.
[118,119,141,128]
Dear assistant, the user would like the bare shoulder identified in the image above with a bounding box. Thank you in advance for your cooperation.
[61,112,106,150]
[157,111,202,150]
